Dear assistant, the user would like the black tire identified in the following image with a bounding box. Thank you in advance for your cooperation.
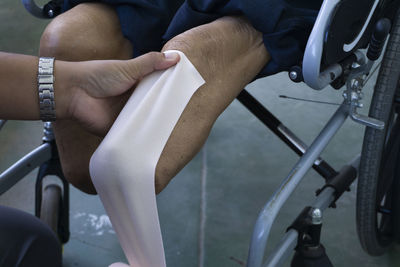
[40,184,62,234]
[392,160,400,243]
[356,11,400,256]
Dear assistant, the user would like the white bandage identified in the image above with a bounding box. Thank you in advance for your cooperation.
[89,50,205,267]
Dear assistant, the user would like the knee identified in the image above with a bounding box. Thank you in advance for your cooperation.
[89,144,118,189]
[89,140,179,195]
[39,10,83,59]
[62,165,97,195]
[39,3,132,60]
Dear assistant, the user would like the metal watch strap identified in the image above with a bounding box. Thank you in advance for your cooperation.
[38,57,56,121]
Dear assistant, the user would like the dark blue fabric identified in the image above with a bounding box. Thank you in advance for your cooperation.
[63,0,183,57]
[62,0,323,77]
[163,0,322,76]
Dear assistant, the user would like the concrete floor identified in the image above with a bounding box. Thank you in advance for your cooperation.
[1,1,400,266]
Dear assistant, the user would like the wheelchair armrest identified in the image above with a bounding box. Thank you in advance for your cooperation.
[303,0,380,90]
[22,0,47,19]
[303,0,342,90]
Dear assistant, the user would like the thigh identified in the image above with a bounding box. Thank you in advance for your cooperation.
[40,3,133,194]
[40,3,133,60]
[155,16,270,192]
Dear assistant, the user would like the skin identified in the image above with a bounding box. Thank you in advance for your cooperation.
[39,3,270,195]
[0,51,179,134]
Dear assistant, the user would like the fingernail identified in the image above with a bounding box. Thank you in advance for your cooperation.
[164,52,180,61]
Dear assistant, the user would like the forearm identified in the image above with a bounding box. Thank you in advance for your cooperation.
[0,52,72,120]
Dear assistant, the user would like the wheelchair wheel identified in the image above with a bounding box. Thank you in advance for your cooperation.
[40,184,62,234]
[356,10,400,256]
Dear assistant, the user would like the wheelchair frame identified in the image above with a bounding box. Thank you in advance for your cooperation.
[245,0,399,266]
[1,0,399,266]
[238,90,356,267]
[0,121,70,243]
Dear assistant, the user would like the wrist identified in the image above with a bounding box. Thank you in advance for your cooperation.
[54,60,79,120]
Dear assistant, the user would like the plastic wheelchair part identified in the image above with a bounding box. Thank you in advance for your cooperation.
[343,1,379,52]
[22,0,63,19]
[289,207,334,267]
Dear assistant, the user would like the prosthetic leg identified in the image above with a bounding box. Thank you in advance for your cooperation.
[89,50,205,267]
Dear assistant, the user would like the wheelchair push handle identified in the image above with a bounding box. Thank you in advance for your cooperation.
[367,18,392,61]
[21,0,63,19]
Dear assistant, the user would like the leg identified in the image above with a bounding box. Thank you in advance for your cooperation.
[39,3,133,194]
[155,16,270,192]
[90,16,269,266]
[0,205,62,267]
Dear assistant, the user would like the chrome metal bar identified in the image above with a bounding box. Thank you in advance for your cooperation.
[311,187,336,211]
[237,90,337,179]
[264,230,298,267]
[277,125,322,165]
[0,143,51,195]
[264,187,336,267]
[303,0,342,90]
[0,120,7,131]
[247,102,349,267]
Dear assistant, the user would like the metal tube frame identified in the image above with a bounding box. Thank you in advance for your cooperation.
[237,90,338,180]
[0,143,52,195]
[246,101,350,267]
[0,122,57,195]
[0,122,71,243]
[263,156,360,267]
[264,187,336,267]
[0,120,6,131]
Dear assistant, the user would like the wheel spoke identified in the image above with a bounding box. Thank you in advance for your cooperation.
[378,213,392,237]
[378,207,391,215]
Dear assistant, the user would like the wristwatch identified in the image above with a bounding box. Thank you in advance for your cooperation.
[38,57,56,121]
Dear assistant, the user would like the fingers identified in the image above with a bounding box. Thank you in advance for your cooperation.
[109,262,130,267]
[125,51,180,80]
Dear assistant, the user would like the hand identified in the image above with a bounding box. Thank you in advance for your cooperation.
[58,52,180,136]
[109,262,129,267]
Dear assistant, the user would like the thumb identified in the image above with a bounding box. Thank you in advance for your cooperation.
[125,51,180,81]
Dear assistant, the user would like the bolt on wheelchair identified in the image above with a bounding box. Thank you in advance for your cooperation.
[1,0,400,266]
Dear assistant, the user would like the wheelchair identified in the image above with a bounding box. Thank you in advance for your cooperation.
[240,0,400,266]
[1,0,400,266]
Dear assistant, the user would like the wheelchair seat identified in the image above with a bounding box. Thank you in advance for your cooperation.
[323,0,400,66]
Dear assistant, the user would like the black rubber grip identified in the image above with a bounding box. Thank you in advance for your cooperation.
[367,18,392,61]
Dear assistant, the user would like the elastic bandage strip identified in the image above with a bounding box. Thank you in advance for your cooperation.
[89,50,205,267]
